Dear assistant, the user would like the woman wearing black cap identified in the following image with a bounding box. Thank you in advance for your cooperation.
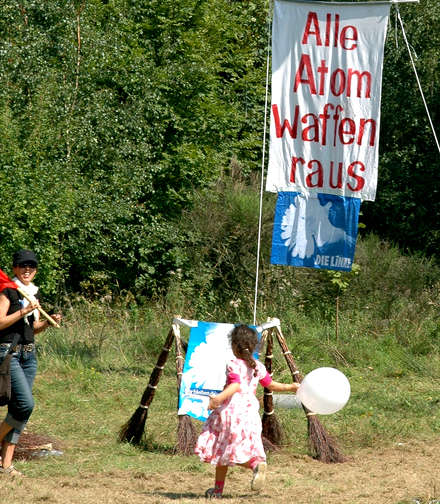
[0,250,62,476]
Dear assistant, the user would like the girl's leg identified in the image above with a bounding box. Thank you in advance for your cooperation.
[250,459,267,491]
[238,461,251,469]
[214,465,228,491]
[238,458,267,491]
[206,466,228,498]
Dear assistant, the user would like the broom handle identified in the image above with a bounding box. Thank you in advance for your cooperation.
[274,325,346,462]
[263,329,275,415]
[274,325,302,383]
[274,325,316,417]
[138,327,175,408]
[174,323,184,410]
[17,287,60,329]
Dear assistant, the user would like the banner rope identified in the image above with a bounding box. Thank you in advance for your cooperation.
[253,0,273,326]
[396,5,440,154]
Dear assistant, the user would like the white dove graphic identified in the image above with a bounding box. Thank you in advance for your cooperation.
[281,195,355,259]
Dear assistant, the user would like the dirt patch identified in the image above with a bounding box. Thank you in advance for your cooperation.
[2,438,439,504]
[14,432,64,460]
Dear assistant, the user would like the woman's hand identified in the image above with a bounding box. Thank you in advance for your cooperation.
[34,311,62,333]
[49,313,62,325]
[21,300,40,317]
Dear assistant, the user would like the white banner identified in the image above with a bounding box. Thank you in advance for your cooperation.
[267,0,390,202]
[178,322,261,422]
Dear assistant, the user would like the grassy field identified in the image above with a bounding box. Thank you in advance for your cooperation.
[1,309,439,504]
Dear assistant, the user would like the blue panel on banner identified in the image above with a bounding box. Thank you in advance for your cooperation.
[271,192,361,271]
[178,322,261,422]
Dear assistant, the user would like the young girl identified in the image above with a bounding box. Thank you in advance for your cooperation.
[195,324,300,498]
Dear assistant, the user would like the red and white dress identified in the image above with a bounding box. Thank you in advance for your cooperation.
[195,358,272,467]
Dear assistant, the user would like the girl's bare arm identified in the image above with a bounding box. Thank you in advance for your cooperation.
[265,381,300,393]
[208,383,240,410]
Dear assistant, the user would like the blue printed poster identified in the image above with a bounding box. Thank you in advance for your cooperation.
[271,192,361,271]
[178,322,260,422]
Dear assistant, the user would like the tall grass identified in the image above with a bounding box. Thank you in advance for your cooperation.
[22,231,440,477]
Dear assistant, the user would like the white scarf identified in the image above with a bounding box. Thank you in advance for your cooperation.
[12,277,40,324]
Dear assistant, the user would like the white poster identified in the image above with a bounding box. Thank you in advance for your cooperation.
[267,0,390,202]
[178,322,261,422]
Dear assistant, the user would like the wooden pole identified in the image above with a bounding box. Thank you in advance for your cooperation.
[261,328,284,449]
[173,323,198,455]
[16,287,60,328]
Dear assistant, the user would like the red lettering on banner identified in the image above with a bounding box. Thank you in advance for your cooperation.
[329,162,343,189]
[294,54,371,98]
[305,160,324,188]
[289,156,366,193]
[291,157,305,183]
[302,12,323,45]
[272,104,299,139]
[358,118,376,146]
[330,68,346,96]
[347,162,366,192]
[294,55,317,94]
[272,103,377,148]
[317,60,329,96]
[340,25,358,51]
[302,12,358,50]
[347,69,371,98]
[339,118,356,145]
[302,114,320,142]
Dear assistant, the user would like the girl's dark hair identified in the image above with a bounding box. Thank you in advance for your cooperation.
[229,324,259,376]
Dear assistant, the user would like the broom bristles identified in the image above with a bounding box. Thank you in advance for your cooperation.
[261,413,284,449]
[262,435,280,453]
[173,415,198,456]
[307,415,348,463]
[273,324,347,463]
[119,327,176,445]
[118,407,148,444]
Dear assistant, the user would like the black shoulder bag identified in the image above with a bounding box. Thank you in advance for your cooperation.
[0,334,21,407]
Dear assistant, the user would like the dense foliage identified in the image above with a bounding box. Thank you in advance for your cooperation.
[362,0,440,255]
[0,0,438,306]
[0,0,269,300]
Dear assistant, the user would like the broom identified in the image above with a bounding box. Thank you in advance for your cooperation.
[119,327,175,444]
[173,323,198,455]
[274,325,347,463]
[261,329,284,449]
[0,268,60,328]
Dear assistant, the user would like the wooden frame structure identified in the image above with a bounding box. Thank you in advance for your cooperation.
[119,317,346,463]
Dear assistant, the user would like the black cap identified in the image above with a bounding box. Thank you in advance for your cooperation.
[13,249,38,267]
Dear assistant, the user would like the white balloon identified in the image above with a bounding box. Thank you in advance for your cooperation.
[296,367,351,415]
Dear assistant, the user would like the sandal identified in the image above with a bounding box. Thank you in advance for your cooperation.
[0,465,23,476]
[205,488,223,499]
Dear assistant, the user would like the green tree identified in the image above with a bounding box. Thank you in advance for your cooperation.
[0,0,270,300]
[362,0,440,256]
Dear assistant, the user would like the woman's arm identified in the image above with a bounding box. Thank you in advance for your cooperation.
[208,382,240,410]
[0,292,41,331]
[33,313,62,334]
